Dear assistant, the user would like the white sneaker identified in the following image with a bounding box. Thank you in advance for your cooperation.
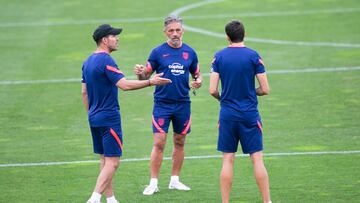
[143,185,159,195]
[168,181,191,191]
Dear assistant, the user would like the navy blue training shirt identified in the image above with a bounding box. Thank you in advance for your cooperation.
[82,52,124,127]
[146,42,200,103]
[211,46,265,121]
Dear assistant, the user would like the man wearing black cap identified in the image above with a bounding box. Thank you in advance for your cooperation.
[82,24,171,203]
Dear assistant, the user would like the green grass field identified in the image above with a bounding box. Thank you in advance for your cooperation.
[1,0,360,202]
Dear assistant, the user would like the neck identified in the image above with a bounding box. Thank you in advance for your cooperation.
[95,45,111,54]
[229,42,245,47]
[167,41,182,48]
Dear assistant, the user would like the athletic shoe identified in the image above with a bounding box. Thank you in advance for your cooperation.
[143,185,159,195]
[168,181,191,191]
[107,200,119,203]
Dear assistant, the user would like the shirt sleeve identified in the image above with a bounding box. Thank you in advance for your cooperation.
[81,64,86,83]
[252,53,266,74]
[189,52,200,75]
[146,49,158,73]
[104,57,125,85]
[211,53,220,73]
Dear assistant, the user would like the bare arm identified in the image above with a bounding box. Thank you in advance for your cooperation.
[116,73,171,91]
[255,73,270,96]
[81,83,89,113]
[209,72,220,101]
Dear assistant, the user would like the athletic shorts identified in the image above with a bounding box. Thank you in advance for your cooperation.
[90,125,123,157]
[152,101,191,135]
[217,118,263,154]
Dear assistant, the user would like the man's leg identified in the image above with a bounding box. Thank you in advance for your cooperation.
[250,151,271,203]
[220,153,235,203]
[99,155,120,203]
[150,132,167,178]
[170,133,186,176]
[88,156,120,203]
[143,133,167,195]
[99,155,114,198]
[88,126,122,202]
[94,156,120,194]
[167,133,190,190]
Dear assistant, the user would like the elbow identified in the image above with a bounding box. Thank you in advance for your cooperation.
[119,85,130,91]
[81,91,87,99]
[117,81,131,91]
[209,88,217,96]
[262,87,270,95]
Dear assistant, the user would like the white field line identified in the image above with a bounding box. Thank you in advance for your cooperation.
[171,0,360,48]
[1,8,359,28]
[1,66,359,85]
[184,8,360,19]
[0,17,162,28]
[1,150,359,168]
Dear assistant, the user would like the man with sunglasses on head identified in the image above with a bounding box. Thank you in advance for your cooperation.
[134,15,202,195]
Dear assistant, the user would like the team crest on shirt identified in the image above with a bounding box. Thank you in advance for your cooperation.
[158,118,165,126]
[182,52,189,60]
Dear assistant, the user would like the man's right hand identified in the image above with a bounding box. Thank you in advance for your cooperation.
[134,64,145,76]
[150,73,172,85]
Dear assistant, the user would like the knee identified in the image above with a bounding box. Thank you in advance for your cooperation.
[113,159,120,168]
[173,135,185,148]
[174,139,185,148]
[153,141,166,151]
[107,158,120,169]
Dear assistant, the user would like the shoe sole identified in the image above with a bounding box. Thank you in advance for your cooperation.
[143,188,159,195]
[168,186,191,191]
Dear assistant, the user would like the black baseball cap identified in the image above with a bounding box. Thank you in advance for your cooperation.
[93,24,122,42]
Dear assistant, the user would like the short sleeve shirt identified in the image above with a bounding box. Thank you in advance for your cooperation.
[82,52,124,127]
[146,42,200,103]
[211,47,265,121]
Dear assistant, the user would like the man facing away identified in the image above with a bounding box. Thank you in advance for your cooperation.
[82,24,171,203]
[209,20,272,203]
[134,15,202,195]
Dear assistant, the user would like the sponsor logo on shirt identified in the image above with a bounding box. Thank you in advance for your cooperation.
[168,63,185,76]
[162,53,170,58]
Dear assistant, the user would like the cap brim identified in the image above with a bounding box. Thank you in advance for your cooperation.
[110,28,122,35]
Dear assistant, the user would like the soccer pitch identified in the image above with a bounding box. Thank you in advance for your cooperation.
[0,0,360,202]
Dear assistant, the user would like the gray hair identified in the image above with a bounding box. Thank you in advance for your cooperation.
[164,15,183,27]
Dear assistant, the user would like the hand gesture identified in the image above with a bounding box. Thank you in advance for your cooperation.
[150,73,172,86]
[133,64,145,76]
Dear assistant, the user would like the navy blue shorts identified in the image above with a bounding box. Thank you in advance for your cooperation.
[217,118,263,154]
[90,125,123,157]
[152,101,191,135]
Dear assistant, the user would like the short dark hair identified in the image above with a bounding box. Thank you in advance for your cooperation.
[225,20,245,43]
